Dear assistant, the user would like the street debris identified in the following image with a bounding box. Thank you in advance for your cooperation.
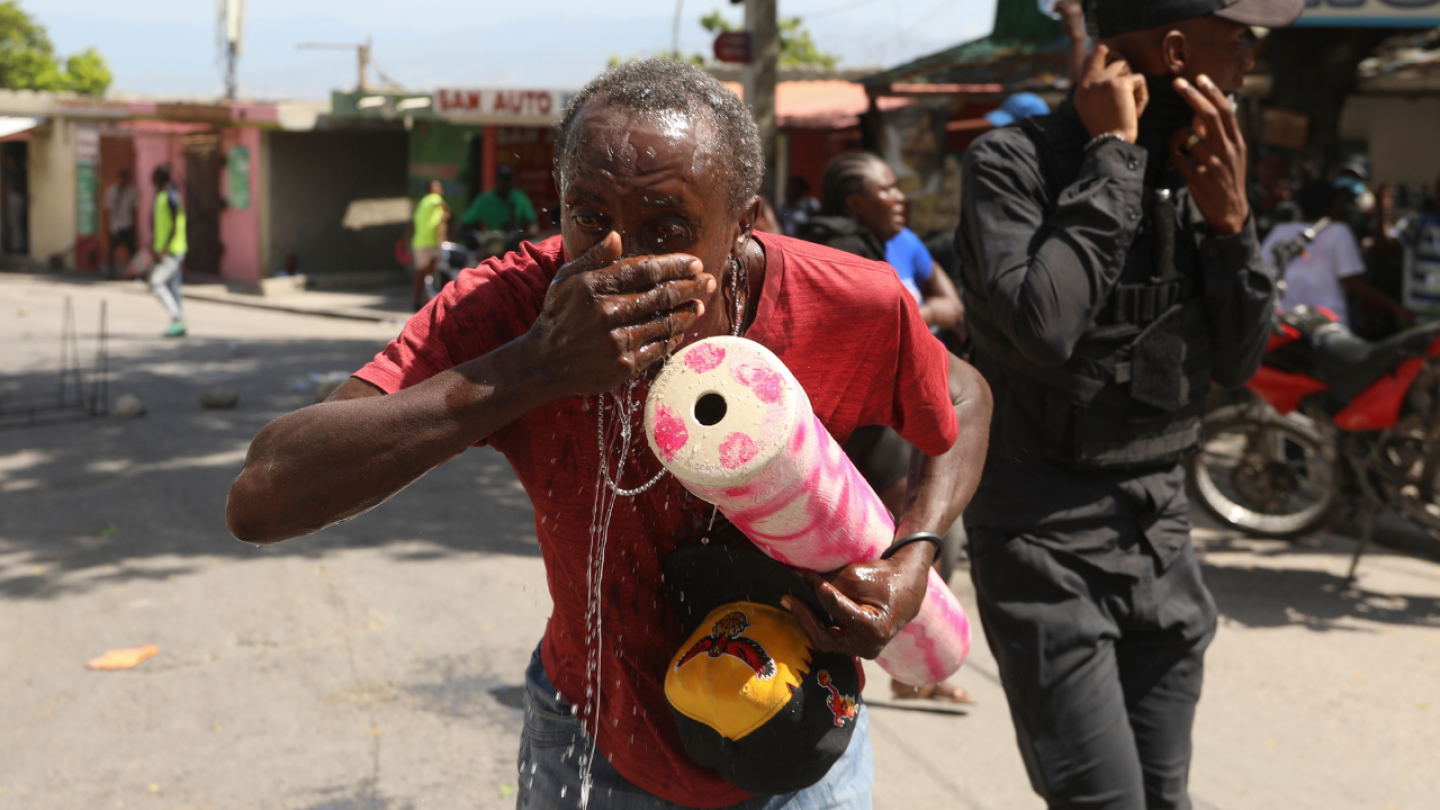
[198,388,239,409]
[86,644,160,670]
[113,394,145,418]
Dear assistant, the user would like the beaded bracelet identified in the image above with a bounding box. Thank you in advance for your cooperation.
[1085,131,1127,151]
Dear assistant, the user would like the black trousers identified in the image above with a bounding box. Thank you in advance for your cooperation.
[969,530,1217,810]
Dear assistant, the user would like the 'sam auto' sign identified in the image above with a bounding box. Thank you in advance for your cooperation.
[1299,0,1440,27]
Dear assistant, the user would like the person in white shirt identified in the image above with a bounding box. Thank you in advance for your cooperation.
[1261,180,1410,328]
[104,169,138,279]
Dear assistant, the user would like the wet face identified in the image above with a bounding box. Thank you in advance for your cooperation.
[846,160,906,243]
[557,102,751,343]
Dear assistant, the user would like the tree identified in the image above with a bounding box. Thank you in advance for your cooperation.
[63,48,111,97]
[700,11,838,69]
[0,2,111,96]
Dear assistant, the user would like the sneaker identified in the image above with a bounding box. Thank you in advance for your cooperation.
[163,321,187,338]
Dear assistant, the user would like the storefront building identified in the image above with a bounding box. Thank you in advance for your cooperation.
[330,86,573,235]
[0,90,326,287]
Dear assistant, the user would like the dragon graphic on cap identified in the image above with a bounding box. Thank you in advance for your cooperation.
[675,611,777,680]
[817,670,858,727]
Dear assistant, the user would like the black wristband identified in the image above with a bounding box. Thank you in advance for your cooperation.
[882,532,944,562]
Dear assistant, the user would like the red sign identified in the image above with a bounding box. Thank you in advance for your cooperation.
[714,31,752,64]
[434,88,571,119]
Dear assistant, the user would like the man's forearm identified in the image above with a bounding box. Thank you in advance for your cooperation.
[894,355,992,550]
[225,336,555,545]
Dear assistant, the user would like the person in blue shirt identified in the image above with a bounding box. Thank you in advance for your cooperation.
[885,226,965,337]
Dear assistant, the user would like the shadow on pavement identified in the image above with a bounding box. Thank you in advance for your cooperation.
[1196,534,1440,631]
[0,336,541,601]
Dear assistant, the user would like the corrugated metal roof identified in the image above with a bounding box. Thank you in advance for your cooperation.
[861,34,1070,93]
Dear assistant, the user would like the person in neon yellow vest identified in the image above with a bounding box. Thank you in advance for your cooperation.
[411,179,450,310]
[150,164,188,337]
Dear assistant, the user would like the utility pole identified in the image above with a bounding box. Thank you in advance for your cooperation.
[672,0,685,60]
[297,39,373,93]
[217,0,244,100]
[743,0,778,204]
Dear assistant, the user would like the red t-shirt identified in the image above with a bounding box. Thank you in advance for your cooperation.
[355,232,957,807]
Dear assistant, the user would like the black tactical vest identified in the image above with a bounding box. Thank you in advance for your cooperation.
[966,114,1213,471]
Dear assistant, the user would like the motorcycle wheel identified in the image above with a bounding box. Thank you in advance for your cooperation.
[1187,404,1334,538]
[1392,440,1440,534]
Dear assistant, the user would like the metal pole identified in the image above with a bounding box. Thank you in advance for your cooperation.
[225,42,238,100]
[749,0,778,205]
[671,0,685,60]
[359,41,371,93]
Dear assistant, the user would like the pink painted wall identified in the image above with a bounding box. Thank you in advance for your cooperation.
[126,120,261,285]
[219,126,261,285]
[129,122,194,263]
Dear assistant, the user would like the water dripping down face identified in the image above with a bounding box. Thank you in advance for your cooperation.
[555,101,752,349]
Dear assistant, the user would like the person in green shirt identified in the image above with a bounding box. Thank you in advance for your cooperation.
[411,180,450,310]
[149,164,188,337]
[460,166,537,247]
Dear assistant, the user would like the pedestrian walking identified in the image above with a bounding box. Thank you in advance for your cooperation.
[149,165,187,338]
[411,179,449,310]
[227,59,991,810]
[956,1,1302,807]
[104,169,138,280]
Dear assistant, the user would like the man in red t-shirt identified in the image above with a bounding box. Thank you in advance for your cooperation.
[227,60,991,809]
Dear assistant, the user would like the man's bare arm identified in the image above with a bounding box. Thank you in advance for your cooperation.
[896,352,992,540]
[226,233,715,546]
[226,342,557,545]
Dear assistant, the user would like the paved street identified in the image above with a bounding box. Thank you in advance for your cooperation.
[3,272,1439,810]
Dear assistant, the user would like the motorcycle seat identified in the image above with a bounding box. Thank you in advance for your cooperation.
[1312,321,1440,400]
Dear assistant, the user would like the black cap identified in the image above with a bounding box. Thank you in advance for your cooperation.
[663,545,861,796]
[1085,0,1304,38]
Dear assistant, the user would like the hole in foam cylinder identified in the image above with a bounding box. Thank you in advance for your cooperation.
[694,392,727,426]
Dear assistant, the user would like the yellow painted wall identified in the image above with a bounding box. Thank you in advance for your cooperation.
[27,118,77,264]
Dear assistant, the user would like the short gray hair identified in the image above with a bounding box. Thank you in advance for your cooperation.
[555,59,763,214]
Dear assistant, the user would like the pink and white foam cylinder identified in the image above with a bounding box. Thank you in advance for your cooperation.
[643,336,970,686]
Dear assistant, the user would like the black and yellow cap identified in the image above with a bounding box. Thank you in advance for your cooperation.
[663,545,861,796]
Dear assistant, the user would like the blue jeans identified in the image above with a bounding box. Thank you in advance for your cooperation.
[516,646,873,810]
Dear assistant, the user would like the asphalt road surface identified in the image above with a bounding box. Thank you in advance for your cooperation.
[3,273,1438,810]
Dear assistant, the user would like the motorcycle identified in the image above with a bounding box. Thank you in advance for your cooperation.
[1188,220,1440,584]
[421,240,479,305]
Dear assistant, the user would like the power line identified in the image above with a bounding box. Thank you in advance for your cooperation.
[790,0,889,20]
[901,0,958,35]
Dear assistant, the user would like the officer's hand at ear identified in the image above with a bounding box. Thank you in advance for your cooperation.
[1170,75,1250,237]
[1074,44,1149,145]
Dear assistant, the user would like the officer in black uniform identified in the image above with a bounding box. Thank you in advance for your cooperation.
[956,1,1303,808]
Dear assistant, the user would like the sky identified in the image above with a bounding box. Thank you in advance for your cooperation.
[30,0,997,101]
